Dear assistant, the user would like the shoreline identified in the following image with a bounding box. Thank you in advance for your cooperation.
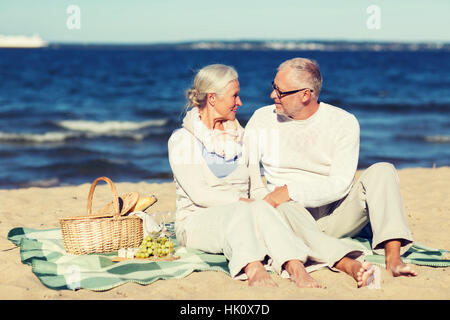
[0,177,175,191]
[0,166,449,299]
[0,165,445,191]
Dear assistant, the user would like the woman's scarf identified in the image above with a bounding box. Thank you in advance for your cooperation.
[182,107,244,161]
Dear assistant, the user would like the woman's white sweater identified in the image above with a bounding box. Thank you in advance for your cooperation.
[168,124,249,232]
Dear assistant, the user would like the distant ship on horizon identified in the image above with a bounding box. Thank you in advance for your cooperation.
[0,34,47,48]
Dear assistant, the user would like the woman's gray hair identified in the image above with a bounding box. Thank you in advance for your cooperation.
[186,64,238,108]
[278,58,322,99]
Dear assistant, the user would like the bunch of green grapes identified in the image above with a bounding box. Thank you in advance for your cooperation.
[135,235,175,259]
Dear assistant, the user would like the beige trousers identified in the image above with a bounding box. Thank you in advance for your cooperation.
[277,162,414,256]
[177,200,331,278]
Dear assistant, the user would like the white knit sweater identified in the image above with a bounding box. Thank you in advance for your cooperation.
[245,102,360,208]
[168,114,249,231]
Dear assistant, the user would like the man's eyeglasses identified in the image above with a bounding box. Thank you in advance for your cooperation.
[271,81,313,98]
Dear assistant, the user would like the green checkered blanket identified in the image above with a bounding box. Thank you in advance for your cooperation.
[7,225,229,291]
[340,237,450,268]
[7,225,450,291]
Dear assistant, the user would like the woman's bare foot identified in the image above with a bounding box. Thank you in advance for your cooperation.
[284,260,322,288]
[384,240,417,277]
[244,261,278,287]
[334,257,377,288]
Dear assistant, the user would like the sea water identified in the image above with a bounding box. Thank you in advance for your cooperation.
[0,45,449,188]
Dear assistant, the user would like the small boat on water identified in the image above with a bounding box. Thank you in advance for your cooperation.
[0,34,48,48]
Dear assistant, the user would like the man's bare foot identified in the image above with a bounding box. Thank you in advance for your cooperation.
[384,239,417,277]
[386,256,418,277]
[244,261,278,287]
[354,261,377,288]
[284,260,322,288]
[334,257,376,288]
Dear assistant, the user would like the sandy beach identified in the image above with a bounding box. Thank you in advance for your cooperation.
[0,167,449,300]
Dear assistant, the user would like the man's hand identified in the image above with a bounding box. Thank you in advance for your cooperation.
[263,185,291,208]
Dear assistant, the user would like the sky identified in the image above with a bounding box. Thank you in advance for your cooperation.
[1,0,449,44]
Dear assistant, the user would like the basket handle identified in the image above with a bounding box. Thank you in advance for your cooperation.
[86,177,121,218]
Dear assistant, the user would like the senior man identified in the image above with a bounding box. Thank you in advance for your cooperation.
[245,57,417,277]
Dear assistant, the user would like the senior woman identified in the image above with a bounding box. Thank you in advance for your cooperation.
[168,64,375,288]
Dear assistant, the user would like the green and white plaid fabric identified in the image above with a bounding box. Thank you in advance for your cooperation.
[340,236,450,268]
[7,224,230,291]
[7,224,450,291]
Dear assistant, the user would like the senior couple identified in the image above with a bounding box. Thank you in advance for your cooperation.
[168,58,417,288]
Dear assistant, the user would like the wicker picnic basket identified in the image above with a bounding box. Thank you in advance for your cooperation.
[60,176,143,255]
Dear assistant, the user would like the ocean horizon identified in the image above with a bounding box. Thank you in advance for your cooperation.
[42,39,450,51]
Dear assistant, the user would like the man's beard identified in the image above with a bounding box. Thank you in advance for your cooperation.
[274,105,294,122]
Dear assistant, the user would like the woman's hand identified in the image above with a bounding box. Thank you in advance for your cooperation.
[239,198,254,203]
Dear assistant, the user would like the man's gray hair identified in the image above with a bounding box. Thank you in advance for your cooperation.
[278,58,322,100]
